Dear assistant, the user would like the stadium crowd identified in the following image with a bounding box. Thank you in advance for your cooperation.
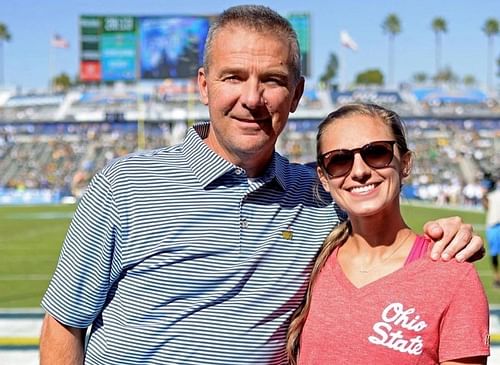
[0,83,498,207]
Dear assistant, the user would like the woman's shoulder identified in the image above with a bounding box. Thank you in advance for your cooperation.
[421,251,478,279]
[411,236,477,274]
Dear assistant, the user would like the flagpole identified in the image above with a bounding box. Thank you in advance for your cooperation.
[49,34,70,92]
[341,47,349,90]
[338,32,344,91]
[48,36,54,91]
[339,30,358,91]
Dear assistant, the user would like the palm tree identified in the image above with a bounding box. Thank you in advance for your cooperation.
[381,14,401,88]
[0,23,11,87]
[52,72,72,92]
[319,52,339,89]
[412,72,429,84]
[463,75,477,87]
[431,17,447,79]
[482,18,499,92]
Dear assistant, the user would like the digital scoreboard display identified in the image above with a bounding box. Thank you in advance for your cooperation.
[80,16,138,82]
[139,16,210,79]
[287,12,311,77]
[80,12,311,82]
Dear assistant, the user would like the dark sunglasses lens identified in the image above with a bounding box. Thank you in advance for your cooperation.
[325,151,354,177]
[362,143,394,168]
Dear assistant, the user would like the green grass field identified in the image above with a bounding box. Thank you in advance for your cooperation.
[0,202,497,308]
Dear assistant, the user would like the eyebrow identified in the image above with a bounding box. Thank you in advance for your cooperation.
[218,63,290,76]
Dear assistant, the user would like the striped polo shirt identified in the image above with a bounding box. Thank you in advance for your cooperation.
[42,122,344,365]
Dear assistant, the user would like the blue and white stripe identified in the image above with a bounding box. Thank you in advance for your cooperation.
[42,122,344,364]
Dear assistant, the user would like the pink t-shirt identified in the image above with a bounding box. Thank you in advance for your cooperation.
[298,236,490,364]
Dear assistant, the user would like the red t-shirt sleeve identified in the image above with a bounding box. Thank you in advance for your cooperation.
[438,264,490,362]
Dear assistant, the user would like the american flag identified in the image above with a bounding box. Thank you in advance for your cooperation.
[51,34,69,49]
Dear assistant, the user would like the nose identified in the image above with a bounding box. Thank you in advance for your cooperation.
[350,153,372,180]
[241,79,265,109]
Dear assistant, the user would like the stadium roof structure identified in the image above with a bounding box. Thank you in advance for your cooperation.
[413,87,489,105]
[0,83,499,123]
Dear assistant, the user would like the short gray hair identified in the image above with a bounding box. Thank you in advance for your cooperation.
[203,5,302,83]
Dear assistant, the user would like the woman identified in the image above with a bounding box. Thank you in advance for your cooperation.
[287,103,489,364]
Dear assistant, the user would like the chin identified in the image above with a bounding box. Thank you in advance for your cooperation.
[343,202,387,218]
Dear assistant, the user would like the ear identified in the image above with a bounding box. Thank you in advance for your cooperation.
[317,166,331,193]
[290,76,305,113]
[197,67,209,105]
[401,151,413,178]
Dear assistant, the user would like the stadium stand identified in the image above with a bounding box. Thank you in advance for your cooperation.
[0,93,66,122]
[0,83,498,207]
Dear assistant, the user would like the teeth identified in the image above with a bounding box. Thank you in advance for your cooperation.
[350,184,375,193]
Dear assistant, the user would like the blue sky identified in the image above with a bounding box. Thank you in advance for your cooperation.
[1,0,498,91]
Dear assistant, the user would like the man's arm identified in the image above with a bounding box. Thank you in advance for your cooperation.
[39,313,87,365]
[423,216,484,262]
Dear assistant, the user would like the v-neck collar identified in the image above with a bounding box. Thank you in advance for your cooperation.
[327,244,429,297]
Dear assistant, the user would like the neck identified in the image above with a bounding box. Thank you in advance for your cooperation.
[348,226,412,257]
[338,207,415,286]
[349,211,408,250]
[203,133,274,178]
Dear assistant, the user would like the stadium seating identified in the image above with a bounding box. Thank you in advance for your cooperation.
[0,83,498,207]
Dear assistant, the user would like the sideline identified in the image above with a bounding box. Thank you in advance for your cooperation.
[1,308,500,365]
[2,308,500,347]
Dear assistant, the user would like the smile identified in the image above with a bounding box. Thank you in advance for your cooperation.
[235,116,270,124]
[348,184,377,194]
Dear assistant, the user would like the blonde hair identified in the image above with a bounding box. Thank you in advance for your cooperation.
[286,220,351,364]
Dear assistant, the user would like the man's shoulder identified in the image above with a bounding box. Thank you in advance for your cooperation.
[277,158,338,211]
[288,161,316,175]
[100,144,183,177]
[278,159,319,190]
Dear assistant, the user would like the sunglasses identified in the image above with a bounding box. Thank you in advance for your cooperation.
[318,140,396,178]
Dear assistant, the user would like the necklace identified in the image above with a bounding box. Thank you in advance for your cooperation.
[358,230,413,274]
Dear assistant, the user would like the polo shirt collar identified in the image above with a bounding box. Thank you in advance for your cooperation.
[182,122,288,191]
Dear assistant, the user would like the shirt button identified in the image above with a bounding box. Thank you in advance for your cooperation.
[235,168,244,175]
[240,218,248,229]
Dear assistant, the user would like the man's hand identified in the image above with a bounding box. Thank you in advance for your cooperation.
[423,216,484,262]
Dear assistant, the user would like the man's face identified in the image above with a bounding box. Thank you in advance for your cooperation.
[198,25,304,172]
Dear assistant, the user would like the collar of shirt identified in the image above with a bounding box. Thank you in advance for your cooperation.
[182,122,287,192]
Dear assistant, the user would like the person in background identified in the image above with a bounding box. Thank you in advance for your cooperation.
[484,178,500,288]
[39,6,484,365]
[287,103,489,365]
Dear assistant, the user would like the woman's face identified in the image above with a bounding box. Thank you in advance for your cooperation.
[317,114,411,219]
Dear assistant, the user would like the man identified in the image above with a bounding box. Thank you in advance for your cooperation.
[40,5,483,364]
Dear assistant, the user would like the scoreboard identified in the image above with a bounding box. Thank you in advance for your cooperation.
[79,13,311,83]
